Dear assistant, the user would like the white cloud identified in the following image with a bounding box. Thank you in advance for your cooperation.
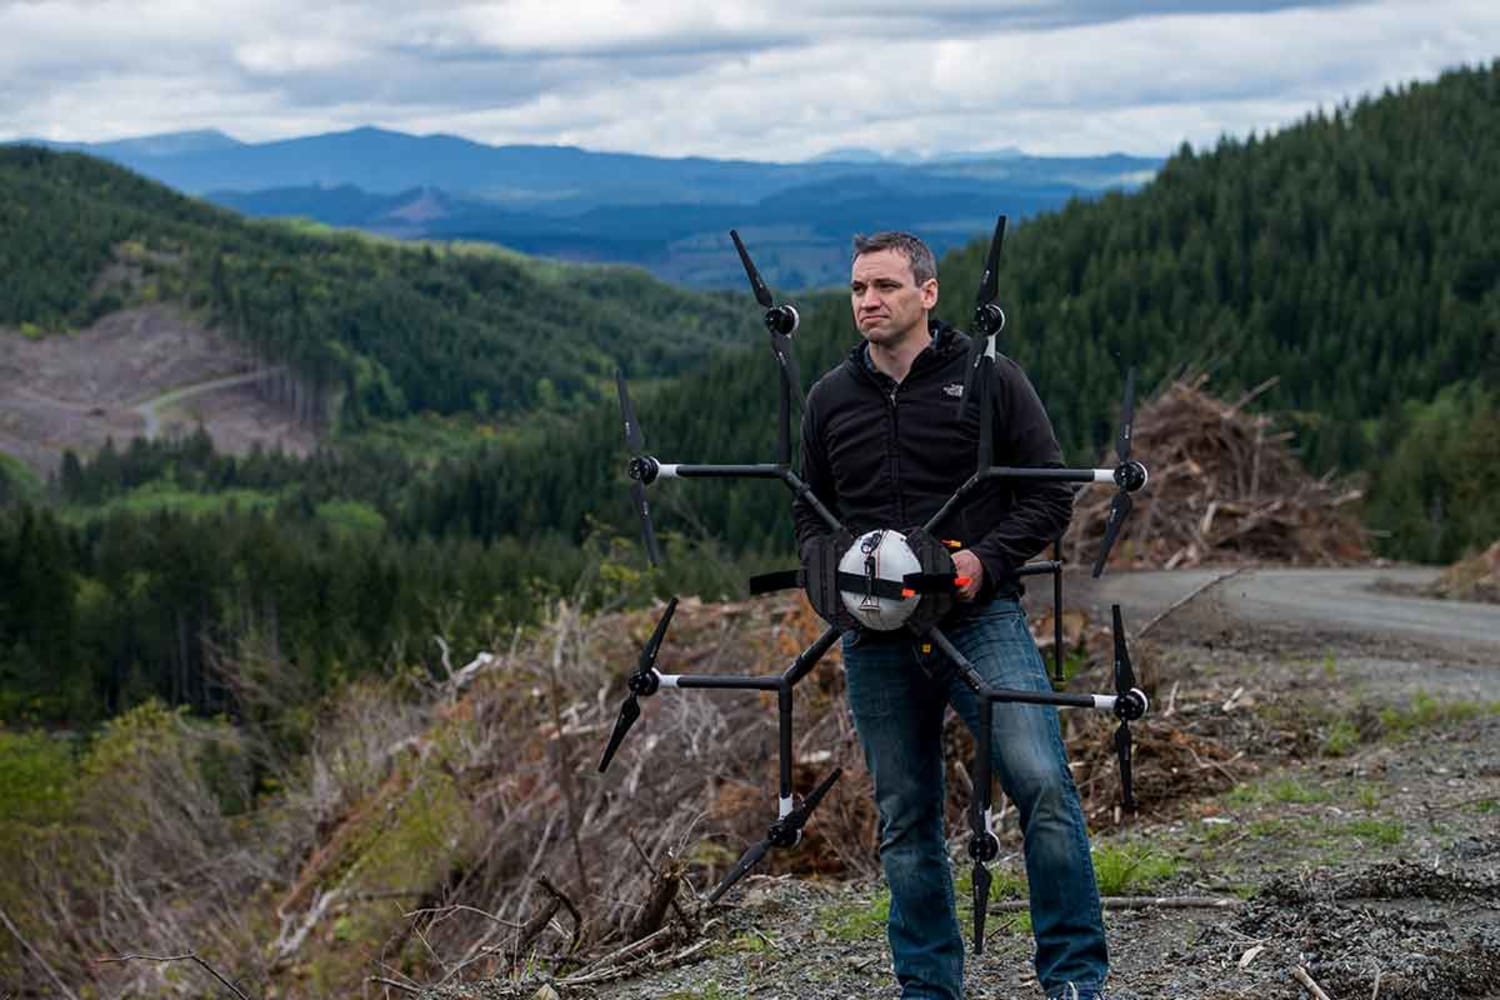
[1,0,1496,158]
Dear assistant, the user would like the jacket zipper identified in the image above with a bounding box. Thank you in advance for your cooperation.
[887,383,904,524]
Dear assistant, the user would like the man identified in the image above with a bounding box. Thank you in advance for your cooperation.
[792,232,1110,1000]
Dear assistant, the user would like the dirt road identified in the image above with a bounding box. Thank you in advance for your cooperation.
[1089,565,1500,650]
[132,367,286,439]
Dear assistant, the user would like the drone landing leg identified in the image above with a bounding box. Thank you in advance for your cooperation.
[968,695,1000,954]
[704,626,842,905]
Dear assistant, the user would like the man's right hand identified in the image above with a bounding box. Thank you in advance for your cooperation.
[951,549,984,601]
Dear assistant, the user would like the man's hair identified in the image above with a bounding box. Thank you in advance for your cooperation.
[852,231,938,286]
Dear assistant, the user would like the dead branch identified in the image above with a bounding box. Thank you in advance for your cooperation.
[562,924,677,981]
[512,890,563,967]
[538,876,585,955]
[1293,963,1334,1000]
[0,906,80,1000]
[93,953,250,1000]
[367,975,422,995]
[987,894,1244,913]
[1135,567,1244,638]
[402,904,524,930]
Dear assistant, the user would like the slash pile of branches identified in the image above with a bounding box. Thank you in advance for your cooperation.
[1432,540,1500,603]
[1067,375,1369,572]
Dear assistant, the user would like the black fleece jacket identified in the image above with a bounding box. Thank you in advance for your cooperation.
[793,320,1073,603]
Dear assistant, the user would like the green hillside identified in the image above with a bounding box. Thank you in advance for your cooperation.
[0,145,760,421]
[410,61,1500,563]
[2,63,1498,726]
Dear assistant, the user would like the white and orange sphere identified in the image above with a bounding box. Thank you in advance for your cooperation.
[838,529,922,631]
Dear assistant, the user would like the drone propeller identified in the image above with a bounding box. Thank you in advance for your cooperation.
[1110,603,1148,811]
[730,229,802,418]
[959,216,1009,470]
[598,597,678,773]
[968,793,1001,953]
[1091,367,1148,578]
[973,215,1007,335]
[706,767,843,904]
[616,370,662,566]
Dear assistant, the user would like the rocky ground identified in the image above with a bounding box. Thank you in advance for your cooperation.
[420,569,1500,1000]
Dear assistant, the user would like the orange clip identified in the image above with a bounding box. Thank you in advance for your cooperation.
[954,576,972,588]
[901,588,917,598]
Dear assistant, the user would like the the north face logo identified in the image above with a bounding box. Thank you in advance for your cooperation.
[943,383,964,398]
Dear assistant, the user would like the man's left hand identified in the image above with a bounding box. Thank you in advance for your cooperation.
[951,550,984,601]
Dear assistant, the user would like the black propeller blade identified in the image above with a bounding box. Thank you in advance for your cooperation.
[1115,720,1136,813]
[967,791,1001,953]
[730,229,802,412]
[617,368,645,453]
[616,369,661,566]
[706,767,843,904]
[1110,604,1146,812]
[730,228,774,310]
[1091,367,1145,578]
[1116,366,1137,466]
[598,598,678,773]
[598,696,640,775]
[1092,489,1133,578]
[706,838,773,906]
[1112,603,1138,693]
[972,855,993,952]
[972,215,1007,335]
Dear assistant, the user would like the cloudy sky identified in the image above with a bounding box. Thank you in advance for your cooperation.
[2,0,1496,161]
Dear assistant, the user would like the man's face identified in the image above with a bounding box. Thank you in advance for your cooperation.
[850,249,938,348]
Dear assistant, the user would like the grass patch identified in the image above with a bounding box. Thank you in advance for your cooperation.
[729,931,772,954]
[1247,817,1292,839]
[1321,717,1361,756]
[1355,783,1384,810]
[1379,690,1500,739]
[819,887,890,942]
[956,864,1027,902]
[1225,776,1331,808]
[1342,818,1404,845]
[1092,842,1180,895]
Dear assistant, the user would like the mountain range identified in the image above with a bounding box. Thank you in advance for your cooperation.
[17,127,1160,288]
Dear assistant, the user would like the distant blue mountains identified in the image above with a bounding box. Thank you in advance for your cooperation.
[18,127,1162,289]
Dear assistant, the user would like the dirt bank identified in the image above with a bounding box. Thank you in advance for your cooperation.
[420,568,1500,1000]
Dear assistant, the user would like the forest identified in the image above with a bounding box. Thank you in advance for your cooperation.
[0,62,1497,728]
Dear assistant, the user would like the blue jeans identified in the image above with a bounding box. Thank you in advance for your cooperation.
[843,599,1108,1000]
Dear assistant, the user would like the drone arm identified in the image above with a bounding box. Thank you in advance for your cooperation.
[792,405,847,553]
[776,626,840,802]
[782,470,845,534]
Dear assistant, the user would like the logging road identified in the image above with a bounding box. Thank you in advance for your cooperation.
[1076,564,1500,651]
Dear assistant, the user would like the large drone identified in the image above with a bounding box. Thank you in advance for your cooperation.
[598,219,1150,953]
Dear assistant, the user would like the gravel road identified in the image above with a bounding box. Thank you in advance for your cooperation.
[1082,565,1500,650]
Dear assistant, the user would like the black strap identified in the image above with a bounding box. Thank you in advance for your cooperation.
[832,571,959,600]
[834,572,908,601]
[749,569,803,595]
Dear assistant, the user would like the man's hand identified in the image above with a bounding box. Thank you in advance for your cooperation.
[951,550,984,601]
